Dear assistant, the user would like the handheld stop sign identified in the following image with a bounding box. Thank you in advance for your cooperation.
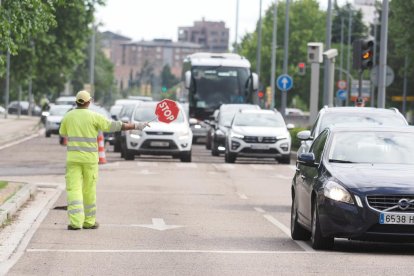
[155,99,180,123]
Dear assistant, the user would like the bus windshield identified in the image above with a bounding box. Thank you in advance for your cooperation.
[190,66,250,110]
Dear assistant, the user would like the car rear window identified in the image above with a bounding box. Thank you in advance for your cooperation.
[319,113,406,135]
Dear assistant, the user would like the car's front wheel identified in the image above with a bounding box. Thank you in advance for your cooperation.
[311,201,334,250]
[124,149,135,161]
[291,195,311,240]
[180,151,192,162]
[211,141,219,156]
[45,131,51,138]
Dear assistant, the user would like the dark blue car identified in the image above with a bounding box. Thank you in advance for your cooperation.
[291,126,414,250]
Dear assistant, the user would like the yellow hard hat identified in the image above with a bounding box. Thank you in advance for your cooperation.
[76,90,92,104]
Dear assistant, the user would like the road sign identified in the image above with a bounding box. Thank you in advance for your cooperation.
[336,90,347,101]
[337,80,347,90]
[276,74,293,91]
[155,99,180,123]
[370,65,394,87]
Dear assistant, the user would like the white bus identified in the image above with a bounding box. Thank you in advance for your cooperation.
[182,53,259,121]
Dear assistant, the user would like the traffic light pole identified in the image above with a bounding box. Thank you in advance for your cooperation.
[377,0,389,108]
[309,62,320,125]
[358,70,363,98]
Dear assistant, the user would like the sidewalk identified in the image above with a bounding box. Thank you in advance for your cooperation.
[0,115,43,226]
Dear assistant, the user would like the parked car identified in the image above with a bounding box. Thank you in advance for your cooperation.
[123,101,193,162]
[210,104,261,156]
[297,107,409,156]
[8,101,41,116]
[224,109,292,164]
[109,104,123,120]
[45,105,73,137]
[291,126,414,250]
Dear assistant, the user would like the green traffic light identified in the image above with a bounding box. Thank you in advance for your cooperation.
[162,86,167,92]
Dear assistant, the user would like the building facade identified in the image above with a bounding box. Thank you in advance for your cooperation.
[101,32,201,91]
[178,19,229,53]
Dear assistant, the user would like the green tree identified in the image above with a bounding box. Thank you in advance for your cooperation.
[331,3,368,44]
[239,0,326,110]
[161,64,179,90]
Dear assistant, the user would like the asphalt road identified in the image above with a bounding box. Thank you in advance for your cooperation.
[2,134,414,275]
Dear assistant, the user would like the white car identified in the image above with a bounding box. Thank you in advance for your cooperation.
[45,105,72,137]
[124,101,193,162]
[225,109,293,164]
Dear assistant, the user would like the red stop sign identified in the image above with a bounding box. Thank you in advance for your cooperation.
[155,99,180,123]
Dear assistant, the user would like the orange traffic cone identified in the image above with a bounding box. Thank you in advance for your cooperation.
[98,131,107,164]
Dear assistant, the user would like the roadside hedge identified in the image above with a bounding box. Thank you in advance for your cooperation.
[289,127,308,151]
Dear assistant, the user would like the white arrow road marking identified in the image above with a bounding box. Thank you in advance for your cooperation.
[137,218,184,231]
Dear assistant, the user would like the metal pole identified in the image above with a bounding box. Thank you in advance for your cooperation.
[18,85,22,119]
[338,16,344,106]
[28,79,33,116]
[270,1,278,109]
[402,55,408,115]
[281,0,290,117]
[309,62,320,125]
[4,49,10,119]
[377,0,389,108]
[346,8,353,106]
[358,70,363,98]
[323,0,333,106]
[89,23,96,97]
[371,19,378,107]
[327,57,336,107]
[256,0,262,76]
[234,0,239,53]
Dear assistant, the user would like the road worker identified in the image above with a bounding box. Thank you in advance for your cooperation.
[59,90,149,230]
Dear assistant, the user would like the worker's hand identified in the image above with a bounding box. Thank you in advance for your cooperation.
[134,122,150,130]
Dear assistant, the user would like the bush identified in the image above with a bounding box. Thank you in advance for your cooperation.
[289,127,308,151]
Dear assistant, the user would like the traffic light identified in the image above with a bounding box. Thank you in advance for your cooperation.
[353,39,374,70]
[257,90,264,99]
[161,86,167,93]
[298,62,306,76]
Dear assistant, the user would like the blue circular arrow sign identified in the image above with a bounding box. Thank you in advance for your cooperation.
[336,89,347,100]
[276,74,293,91]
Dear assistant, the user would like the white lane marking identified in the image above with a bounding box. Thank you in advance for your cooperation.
[134,169,158,175]
[212,164,235,170]
[0,132,40,151]
[26,249,316,254]
[0,187,63,275]
[136,162,159,167]
[250,165,274,170]
[175,163,197,168]
[263,214,314,252]
[237,192,248,200]
[254,207,266,214]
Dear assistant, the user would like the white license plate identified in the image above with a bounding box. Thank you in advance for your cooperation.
[379,213,414,225]
[251,144,269,150]
[150,141,169,147]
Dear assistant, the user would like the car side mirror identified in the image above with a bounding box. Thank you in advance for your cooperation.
[251,73,259,91]
[185,71,192,89]
[297,130,311,140]
[286,123,295,130]
[121,116,129,123]
[298,153,317,167]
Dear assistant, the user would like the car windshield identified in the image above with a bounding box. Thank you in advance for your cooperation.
[233,112,286,127]
[134,106,184,123]
[49,106,71,116]
[328,131,414,164]
[191,66,250,109]
[319,112,406,135]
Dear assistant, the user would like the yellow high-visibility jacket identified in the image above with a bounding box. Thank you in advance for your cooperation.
[59,108,122,164]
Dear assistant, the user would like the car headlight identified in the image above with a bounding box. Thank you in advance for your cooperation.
[230,132,244,139]
[323,181,354,204]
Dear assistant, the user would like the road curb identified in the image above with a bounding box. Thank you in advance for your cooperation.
[0,183,37,226]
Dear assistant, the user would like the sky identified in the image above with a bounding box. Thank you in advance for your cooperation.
[96,0,349,44]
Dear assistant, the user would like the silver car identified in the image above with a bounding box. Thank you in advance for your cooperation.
[297,106,409,156]
[225,109,293,164]
[45,105,72,137]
